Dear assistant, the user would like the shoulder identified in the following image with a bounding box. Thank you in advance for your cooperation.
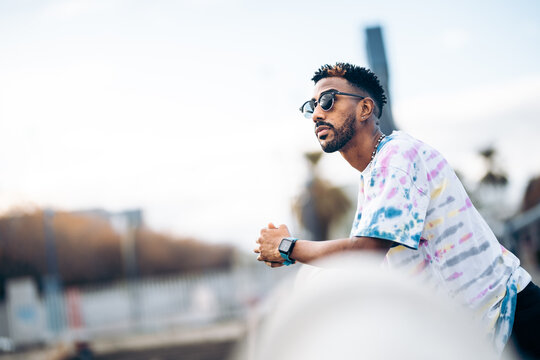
[370,131,445,195]
[372,131,434,173]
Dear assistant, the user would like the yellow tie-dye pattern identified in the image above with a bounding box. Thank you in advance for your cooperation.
[430,178,448,199]
[447,209,459,218]
[480,294,504,314]
[409,259,428,275]
[486,308,501,334]
[441,244,454,253]
[427,217,444,229]
[388,245,407,255]
[476,293,504,330]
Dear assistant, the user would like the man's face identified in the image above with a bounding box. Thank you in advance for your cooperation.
[311,77,361,153]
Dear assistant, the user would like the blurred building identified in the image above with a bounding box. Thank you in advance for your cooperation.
[503,177,540,280]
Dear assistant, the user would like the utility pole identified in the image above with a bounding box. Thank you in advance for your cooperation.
[43,209,65,336]
[365,26,397,135]
[116,209,143,330]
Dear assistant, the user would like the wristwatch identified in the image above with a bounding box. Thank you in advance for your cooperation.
[279,237,298,266]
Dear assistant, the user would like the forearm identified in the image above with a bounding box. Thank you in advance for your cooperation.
[255,223,392,267]
[291,236,391,264]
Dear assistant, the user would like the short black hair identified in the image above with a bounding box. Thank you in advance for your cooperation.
[312,63,387,118]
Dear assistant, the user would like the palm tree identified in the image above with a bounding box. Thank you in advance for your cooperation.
[478,147,508,187]
[293,152,351,241]
[473,146,510,237]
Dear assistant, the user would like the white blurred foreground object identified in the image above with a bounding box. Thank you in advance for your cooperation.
[247,253,514,360]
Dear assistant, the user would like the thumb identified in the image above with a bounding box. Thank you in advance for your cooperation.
[268,222,277,229]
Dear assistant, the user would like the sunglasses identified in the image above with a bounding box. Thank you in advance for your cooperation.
[299,91,365,119]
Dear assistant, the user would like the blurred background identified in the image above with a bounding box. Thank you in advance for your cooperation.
[0,0,539,359]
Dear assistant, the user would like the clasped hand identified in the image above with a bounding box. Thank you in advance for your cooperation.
[254,222,291,268]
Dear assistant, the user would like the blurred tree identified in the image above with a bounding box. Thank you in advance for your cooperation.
[0,209,234,299]
[136,228,233,275]
[521,175,540,212]
[293,152,352,241]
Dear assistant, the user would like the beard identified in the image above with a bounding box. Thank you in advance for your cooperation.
[318,114,356,153]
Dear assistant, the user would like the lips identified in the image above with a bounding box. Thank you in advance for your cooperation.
[315,125,332,139]
[315,125,332,135]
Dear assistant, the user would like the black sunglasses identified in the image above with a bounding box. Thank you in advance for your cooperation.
[299,90,365,118]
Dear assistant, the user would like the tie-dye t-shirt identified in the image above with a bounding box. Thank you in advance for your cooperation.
[350,131,531,352]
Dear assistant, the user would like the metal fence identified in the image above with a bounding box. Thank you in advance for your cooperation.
[2,264,290,347]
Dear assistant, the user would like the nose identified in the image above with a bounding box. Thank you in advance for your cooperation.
[312,103,325,123]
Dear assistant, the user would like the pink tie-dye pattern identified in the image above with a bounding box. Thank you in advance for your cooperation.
[435,244,455,259]
[469,287,489,304]
[427,159,448,181]
[460,232,473,243]
[459,198,473,212]
[402,144,420,162]
[427,150,438,161]
[446,272,463,281]
[387,187,398,199]
[379,145,399,177]
[399,176,407,185]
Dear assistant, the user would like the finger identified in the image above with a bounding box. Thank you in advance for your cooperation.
[257,255,263,261]
[253,248,260,253]
[256,237,261,244]
[265,261,284,268]
[268,222,277,229]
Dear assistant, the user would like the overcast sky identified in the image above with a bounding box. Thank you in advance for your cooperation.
[1,0,539,251]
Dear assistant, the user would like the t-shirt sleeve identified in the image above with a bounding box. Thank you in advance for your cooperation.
[351,166,429,250]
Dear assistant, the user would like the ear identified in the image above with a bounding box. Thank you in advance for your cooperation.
[356,98,375,122]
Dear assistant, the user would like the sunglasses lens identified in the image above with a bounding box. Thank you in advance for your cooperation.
[301,101,315,118]
[319,93,334,111]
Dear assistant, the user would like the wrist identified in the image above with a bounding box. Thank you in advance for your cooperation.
[279,237,298,265]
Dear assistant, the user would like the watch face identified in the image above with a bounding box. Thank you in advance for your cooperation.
[279,239,292,252]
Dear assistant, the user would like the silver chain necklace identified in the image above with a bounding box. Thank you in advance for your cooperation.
[370,134,386,162]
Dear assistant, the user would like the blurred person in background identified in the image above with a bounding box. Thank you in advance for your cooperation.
[254,63,540,357]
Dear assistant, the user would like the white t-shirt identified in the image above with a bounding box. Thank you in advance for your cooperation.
[350,131,531,352]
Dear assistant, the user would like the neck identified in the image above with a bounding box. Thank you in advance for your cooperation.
[340,127,384,172]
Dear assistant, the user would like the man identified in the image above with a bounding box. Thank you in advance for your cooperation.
[254,63,540,356]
